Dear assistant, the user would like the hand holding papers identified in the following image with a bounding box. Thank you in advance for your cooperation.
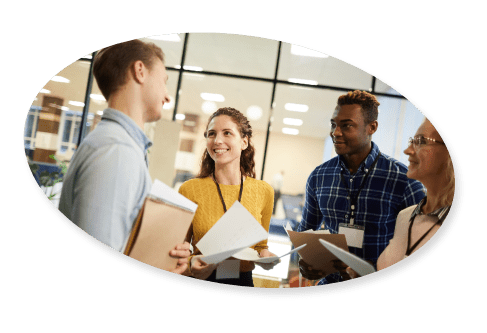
[284,222,348,274]
[319,239,376,276]
[196,201,269,264]
[123,179,197,272]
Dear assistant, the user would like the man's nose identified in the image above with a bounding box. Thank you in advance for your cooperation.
[331,126,341,137]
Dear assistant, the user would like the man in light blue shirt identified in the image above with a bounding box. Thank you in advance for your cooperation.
[59,39,190,274]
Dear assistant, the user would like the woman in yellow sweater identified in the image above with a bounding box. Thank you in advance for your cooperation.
[179,107,276,286]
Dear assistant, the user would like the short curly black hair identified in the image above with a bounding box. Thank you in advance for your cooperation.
[337,90,380,124]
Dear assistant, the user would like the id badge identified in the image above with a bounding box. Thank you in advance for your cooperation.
[338,223,365,248]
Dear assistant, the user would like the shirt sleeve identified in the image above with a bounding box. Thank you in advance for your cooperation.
[297,171,323,232]
[70,144,146,251]
[401,178,426,211]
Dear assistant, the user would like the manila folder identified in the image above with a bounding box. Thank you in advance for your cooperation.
[124,198,194,271]
[287,230,348,274]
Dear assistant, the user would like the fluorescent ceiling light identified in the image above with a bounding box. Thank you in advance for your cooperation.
[282,128,299,135]
[291,45,329,58]
[147,34,181,42]
[288,78,318,86]
[61,106,69,111]
[175,114,185,120]
[51,76,70,83]
[201,93,225,102]
[184,65,203,71]
[285,103,309,112]
[174,65,203,71]
[40,89,50,94]
[202,101,218,114]
[97,110,104,116]
[90,94,106,101]
[246,106,263,120]
[283,118,303,126]
[68,101,85,107]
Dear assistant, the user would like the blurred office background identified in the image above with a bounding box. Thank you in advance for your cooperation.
[24,33,425,288]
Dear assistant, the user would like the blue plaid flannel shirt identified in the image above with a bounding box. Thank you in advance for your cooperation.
[297,142,425,285]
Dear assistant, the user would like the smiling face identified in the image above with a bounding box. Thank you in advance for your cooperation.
[142,58,169,123]
[330,104,377,158]
[404,119,449,185]
[206,115,248,170]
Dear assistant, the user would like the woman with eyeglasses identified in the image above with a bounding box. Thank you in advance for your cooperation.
[376,118,454,270]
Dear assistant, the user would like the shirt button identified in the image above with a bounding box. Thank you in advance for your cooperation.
[347,196,350,200]
[365,169,368,172]
[350,179,353,183]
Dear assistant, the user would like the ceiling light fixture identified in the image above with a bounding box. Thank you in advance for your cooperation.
[246,106,263,120]
[201,93,225,102]
[282,128,299,135]
[283,118,303,126]
[40,89,50,94]
[202,101,218,114]
[183,65,203,71]
[175,114,185,120]
[284,103,309,112]
[288,78,319,86]
[68,101,85,107]
[90,94,106,101]
[291,45,329,58]
[51,76,70,83]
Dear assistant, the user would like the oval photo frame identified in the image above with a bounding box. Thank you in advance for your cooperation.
[22,33,465,300]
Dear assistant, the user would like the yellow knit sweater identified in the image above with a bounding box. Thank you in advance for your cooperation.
[179,176,274,272]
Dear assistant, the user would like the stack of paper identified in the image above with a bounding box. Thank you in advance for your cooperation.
[196,201,268,265]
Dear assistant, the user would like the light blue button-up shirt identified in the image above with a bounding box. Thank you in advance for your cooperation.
[59,108,153,251]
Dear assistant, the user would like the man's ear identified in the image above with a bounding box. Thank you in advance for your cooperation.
[131,60,146,84]
[367,120,378,135]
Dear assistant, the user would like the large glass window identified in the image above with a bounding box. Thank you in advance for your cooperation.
[278,43,373,90]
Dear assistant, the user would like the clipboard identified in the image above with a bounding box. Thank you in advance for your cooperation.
[284,223,348,273]
[123,180,197,272]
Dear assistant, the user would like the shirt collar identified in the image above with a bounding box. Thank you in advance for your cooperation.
[412,196,450,219]
[338,141,380,173]
[101,108,153,152]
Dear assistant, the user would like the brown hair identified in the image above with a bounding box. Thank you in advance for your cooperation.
[197,107,256,179]
[93,39,165,101]
[337,90,380,124]
[439,155,455,207]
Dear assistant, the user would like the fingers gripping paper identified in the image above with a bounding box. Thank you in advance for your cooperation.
[196,201,269,264]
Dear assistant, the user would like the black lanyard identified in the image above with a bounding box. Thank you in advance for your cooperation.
[339,152,381,225]
[406,205,450,256]
[212,172,244,213]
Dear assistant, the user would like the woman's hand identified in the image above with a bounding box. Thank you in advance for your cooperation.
[169,241,191,274]
[255,249,280,270]
[190,255,218,280]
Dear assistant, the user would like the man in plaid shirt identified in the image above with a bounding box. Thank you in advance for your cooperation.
[297,90,425,285]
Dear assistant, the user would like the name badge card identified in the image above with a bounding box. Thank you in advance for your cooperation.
[338,223,365,248]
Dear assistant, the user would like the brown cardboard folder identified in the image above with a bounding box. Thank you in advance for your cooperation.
[123,196,194,271]
[286,228,349,274]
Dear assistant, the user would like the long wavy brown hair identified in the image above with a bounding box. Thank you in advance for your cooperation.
[196,107,256,179]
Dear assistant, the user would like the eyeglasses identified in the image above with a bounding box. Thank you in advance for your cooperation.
[408,135,445,149]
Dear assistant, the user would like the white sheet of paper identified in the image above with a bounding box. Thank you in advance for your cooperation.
[196,201,269,256]
[319,239,376,276]
[200,246,249,265]
[216,260,240,279]
[232,244,307,263]
[150,179,197,212]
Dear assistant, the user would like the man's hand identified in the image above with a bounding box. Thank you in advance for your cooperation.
[298,259,328,280]
[169,242,191,275]
[332,260,361,281]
